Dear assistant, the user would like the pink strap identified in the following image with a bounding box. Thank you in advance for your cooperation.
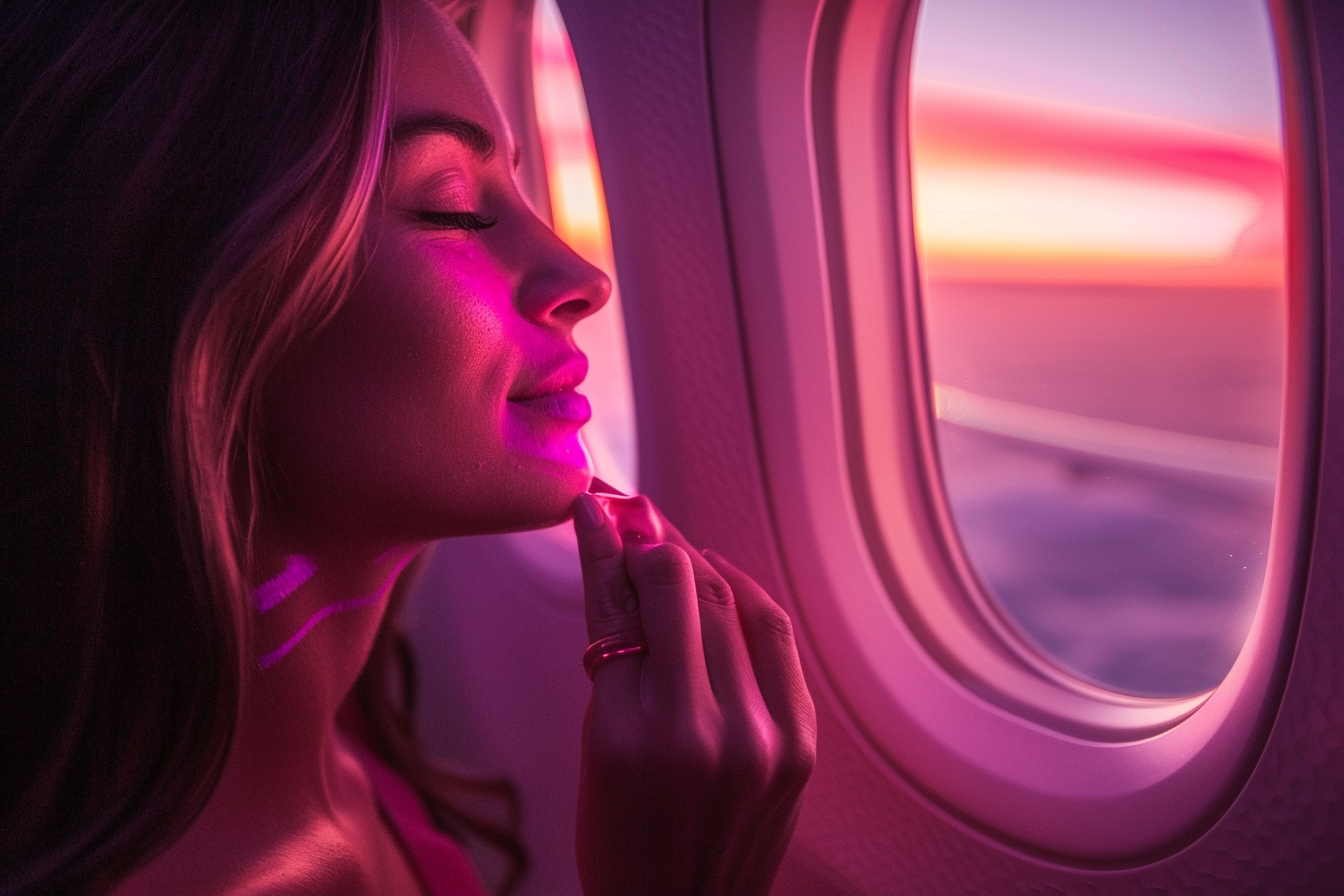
[351,743,489,896]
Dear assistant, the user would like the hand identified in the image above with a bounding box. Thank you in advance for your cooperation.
[571,484,817,896]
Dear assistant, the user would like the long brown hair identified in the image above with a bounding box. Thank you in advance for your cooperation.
[0,0,522,891]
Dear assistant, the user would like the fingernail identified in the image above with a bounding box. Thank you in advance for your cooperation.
[702,548,721,562]
[574,493,605,530]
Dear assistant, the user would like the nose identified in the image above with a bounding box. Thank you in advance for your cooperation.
[514,217,612,330]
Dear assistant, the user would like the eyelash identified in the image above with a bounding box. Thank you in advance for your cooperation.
[418,210,498,231]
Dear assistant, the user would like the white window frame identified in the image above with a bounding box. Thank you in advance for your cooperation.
[708,0,1322,859]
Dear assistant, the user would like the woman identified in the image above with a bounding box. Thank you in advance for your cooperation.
[0,0,816,893]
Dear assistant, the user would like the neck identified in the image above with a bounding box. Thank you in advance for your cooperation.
[114,534,433,894]
[233,533,423,796]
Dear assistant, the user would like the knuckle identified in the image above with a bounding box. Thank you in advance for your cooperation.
[758,604,796,640]
[775,724,817,791]
[695,571,734,608]
[782,740,818,786]
[591,571,638,616]
[630,542,691,584]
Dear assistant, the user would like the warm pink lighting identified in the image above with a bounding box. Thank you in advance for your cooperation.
[910,82,1285,287]
[531,0,614,274]
[531,0,637,494]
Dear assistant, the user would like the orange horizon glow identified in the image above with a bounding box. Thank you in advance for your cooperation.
[531,0,615,276]
[910,81,1285,288]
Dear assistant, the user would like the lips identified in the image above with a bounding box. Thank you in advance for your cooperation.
[508,354,592,425]
[508,389,592,424]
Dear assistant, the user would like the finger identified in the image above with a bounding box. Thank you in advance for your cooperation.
[573,493,644,694]
[588,487,699,563]
[593,494,763,715]
[617,507,763,709]
[703,550,816,747]
[590,492,664,545]
[687,560,769,721]
[623,542,712,712]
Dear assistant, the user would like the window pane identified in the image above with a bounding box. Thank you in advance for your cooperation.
[909,0,1285,697]
[532,0,637,494]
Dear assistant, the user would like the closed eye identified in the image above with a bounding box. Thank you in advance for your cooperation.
[418,210,498,231]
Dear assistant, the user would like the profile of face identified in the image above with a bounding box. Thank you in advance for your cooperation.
[263,0,611,549]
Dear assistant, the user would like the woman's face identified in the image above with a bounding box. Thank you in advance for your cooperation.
[264,0,610,546]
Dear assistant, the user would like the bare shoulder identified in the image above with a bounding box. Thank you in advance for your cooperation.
[110,823,373,896]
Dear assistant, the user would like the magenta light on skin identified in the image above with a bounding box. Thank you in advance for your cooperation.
[255,555,414,670]
[256,591,387,670]
[252,554,318,614]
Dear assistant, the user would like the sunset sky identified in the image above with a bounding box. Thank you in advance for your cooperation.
[909,0,1284,288]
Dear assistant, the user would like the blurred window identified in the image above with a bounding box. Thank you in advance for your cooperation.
[532,0,636,494]
[908,0,1285,697]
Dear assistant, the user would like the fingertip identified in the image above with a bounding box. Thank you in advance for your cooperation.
[574,497,623,564]
[603,494,663,544]
[574,493,605,530]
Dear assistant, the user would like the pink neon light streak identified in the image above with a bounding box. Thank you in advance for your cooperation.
[252,554,318,613]
[256,590,386,670]
[255,557,412,670]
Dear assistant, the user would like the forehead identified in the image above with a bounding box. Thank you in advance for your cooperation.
[387,0,511,151]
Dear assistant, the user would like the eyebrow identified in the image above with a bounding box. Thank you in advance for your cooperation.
[391,112,521,168]
[393,112,495,157]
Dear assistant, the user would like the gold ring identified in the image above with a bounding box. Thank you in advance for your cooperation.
[583,633,647,680]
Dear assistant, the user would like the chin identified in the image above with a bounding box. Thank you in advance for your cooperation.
[517,459,594,527]
[433,455,593,538]
[498,431,595,524]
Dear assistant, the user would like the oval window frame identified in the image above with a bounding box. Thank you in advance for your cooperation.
[708,0,1322,860]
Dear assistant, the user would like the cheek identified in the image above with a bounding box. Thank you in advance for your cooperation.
[263,243,519,529]
[386,239,512,389]
[262,232,591,541]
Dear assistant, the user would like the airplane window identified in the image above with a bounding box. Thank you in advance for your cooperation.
[908,0,1285,697]
[532,0,636,494]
